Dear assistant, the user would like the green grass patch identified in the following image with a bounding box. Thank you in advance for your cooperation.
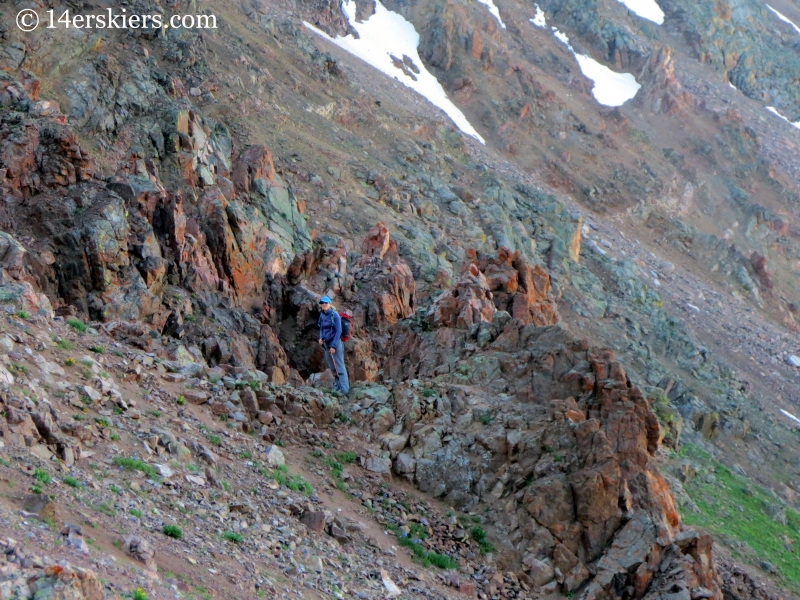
[94,501,116,517]
[10,363,28,375]
[388,523,457,569]
[132,587,148,600]
[16,311,29,319]
[272,468,313,496]
[130,509,142,518]
[112,457,158,478]
[206,433,221,446]
[680,443,800,591]
[479,414,492,425]
[63,476,81,488]
[66,319,87,333]
[335,451,357,463]
[162,525,182,539]
[88,345,104,354]
[470,526,495,554]
[222,531,243,544]
[33,468,51,485]
[56,339,76,351]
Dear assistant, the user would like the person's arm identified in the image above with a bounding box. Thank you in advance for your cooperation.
[331,311,342,346]
[318,314,323,344]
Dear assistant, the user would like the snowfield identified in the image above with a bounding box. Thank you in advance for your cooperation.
[304,1,485,144]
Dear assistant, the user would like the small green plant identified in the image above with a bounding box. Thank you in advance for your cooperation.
[187,463,199,473]
[335,451,357,463]
[30,484,43,494]
[150,410,161,418]
[112,457,158,478]
[95,418,110,428]
[0,458,10,468]
[162,525,182,539]
[206,434,221,446]
[130,509,142,518]
[88,345,104,354]
[422,388,436,398]
[470,526,496,555]
[110,484,122,495]
[112,407,124,415]
[221,481,230,491]
[63,476,81,488]
[239,451,252,459]
[16,311,29,319]
[176,395,185,406]
[272,467,313,496]
[222,531,243,544]
[132,587,148,600]
[479,414,492,425]
[64,357,76,366]
[389,523,457,569]
[110,432,119,441]
[33,468,51,485]
[311,448,323,458]
[10,363,28,375]
[94,501,116,517]
[66,319,87,333]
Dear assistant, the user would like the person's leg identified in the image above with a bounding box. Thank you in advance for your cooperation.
[333,339,349,394]
[323,344,340,390]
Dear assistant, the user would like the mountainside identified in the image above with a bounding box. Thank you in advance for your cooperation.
[2,0,800,598]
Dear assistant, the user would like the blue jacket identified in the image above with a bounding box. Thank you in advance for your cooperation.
[318,309,341,346]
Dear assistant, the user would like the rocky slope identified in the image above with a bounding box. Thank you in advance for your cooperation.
[2,0,800,598]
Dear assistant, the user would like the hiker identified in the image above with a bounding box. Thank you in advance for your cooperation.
[317,296,350,394]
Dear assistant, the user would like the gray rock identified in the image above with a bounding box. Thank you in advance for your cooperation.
[364,457,391,474]
[394,450,417,475]
[264,445,285,467]
[524,556,555,586]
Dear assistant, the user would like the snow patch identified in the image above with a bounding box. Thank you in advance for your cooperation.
[549,27,641,106]
[303,1,485,144]
[615,0,664,24]
[476,0,506,28]
[767,5,800,34]
[530,4,547,28]
[766,106,800,130]
[780,409,800,427]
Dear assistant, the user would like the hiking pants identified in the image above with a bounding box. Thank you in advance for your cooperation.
[323,339,349,394]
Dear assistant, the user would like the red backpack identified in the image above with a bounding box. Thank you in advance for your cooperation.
[339,311,352,342]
